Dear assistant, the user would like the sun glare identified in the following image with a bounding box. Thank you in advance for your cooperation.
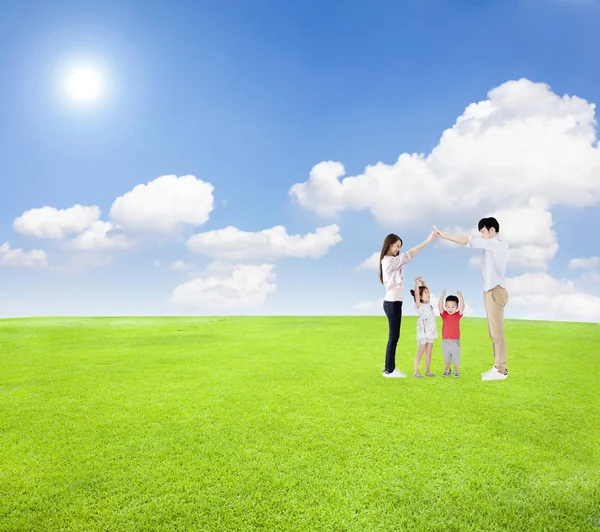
[65,66,103,103]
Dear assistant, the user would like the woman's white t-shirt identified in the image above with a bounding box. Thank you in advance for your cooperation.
[381,252,413,302]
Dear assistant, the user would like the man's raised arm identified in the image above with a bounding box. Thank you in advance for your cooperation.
[433,225,468,245]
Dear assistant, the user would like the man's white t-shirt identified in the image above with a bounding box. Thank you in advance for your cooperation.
[466,236,508,292]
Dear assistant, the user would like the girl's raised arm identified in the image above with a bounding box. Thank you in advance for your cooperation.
[413,278,421,308]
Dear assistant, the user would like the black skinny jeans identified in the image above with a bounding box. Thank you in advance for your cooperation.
[383,300,403,373]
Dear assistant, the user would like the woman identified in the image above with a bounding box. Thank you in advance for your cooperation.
[380,230,437,378]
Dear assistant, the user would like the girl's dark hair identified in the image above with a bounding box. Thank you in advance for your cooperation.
[410,286,427,302]
[379,234,403,284]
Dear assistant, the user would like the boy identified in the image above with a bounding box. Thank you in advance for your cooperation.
[433,217,509,381]
[438,290,464,377]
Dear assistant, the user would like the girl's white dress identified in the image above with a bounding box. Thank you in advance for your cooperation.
[416,303,438,342]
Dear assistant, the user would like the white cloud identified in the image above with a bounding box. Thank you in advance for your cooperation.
[353,298,383,311]
[289,79,600,247]
[580,271,600,284]
[568,256,600,269]
[171,260,192,271]
[358,252,380,270]
[0,242,47,269]
[508,243,558,271]
[170,262,276,309]
[53,253,113,273]
[507,272,600,322]
[290,158,447,225]
[186,224,341,261]
[109,174,214,234]
[13,205,100,239]
[69,221,135,251]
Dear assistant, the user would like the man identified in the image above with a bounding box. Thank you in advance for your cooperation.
[433,218,509,381]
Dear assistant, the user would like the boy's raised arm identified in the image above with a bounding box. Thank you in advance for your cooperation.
[457,290,465,314]
[439,289,446,315]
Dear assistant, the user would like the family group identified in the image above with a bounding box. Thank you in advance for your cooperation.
[379,218,509,381]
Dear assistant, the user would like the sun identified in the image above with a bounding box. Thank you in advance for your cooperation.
[65,66,103,103]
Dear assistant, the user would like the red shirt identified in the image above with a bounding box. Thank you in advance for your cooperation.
[440,311,462,339]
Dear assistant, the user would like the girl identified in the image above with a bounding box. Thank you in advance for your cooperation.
[380,231,437,378]
[411,276,438,378]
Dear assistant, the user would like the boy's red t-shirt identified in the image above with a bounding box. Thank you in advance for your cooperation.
[440,310,462,339]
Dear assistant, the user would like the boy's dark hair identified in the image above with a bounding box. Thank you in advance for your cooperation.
[445,295,459,305]
[478,217,500,233]
[379,233,403,284]
[410,286,427,302]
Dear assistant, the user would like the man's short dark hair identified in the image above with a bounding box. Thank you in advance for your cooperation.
[478,217,500,233]
[446,295,459,305]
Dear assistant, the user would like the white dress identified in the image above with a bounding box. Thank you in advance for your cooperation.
[416,303,438,342]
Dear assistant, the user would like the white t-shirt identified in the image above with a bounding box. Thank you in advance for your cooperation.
[416,303,438,340]
[381,252,413,301]
[465,236,508,292]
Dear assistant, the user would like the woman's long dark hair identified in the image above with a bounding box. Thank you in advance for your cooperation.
[379,233,402,284]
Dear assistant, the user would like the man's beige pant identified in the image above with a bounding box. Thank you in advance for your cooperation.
[483,285,509,372]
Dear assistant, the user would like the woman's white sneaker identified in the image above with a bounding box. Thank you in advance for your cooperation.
[382,368,407,378]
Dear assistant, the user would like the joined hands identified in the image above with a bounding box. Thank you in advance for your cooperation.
[432,225,445,239]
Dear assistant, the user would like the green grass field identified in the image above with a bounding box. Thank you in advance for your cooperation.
[1,316,599,531]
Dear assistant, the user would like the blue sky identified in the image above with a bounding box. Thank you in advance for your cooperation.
[1,0,600,321]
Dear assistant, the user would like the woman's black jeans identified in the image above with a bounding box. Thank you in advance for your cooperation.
[383,300,403,373]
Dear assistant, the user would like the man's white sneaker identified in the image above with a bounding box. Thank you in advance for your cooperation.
[482,369,508,381]
[382,368,407,378]
[481,366,509,376]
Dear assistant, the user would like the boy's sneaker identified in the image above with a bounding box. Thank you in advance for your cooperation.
[454,371,460,378]
[382,369,407,378]
[443,370,451,377]
[482,369,508,381]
